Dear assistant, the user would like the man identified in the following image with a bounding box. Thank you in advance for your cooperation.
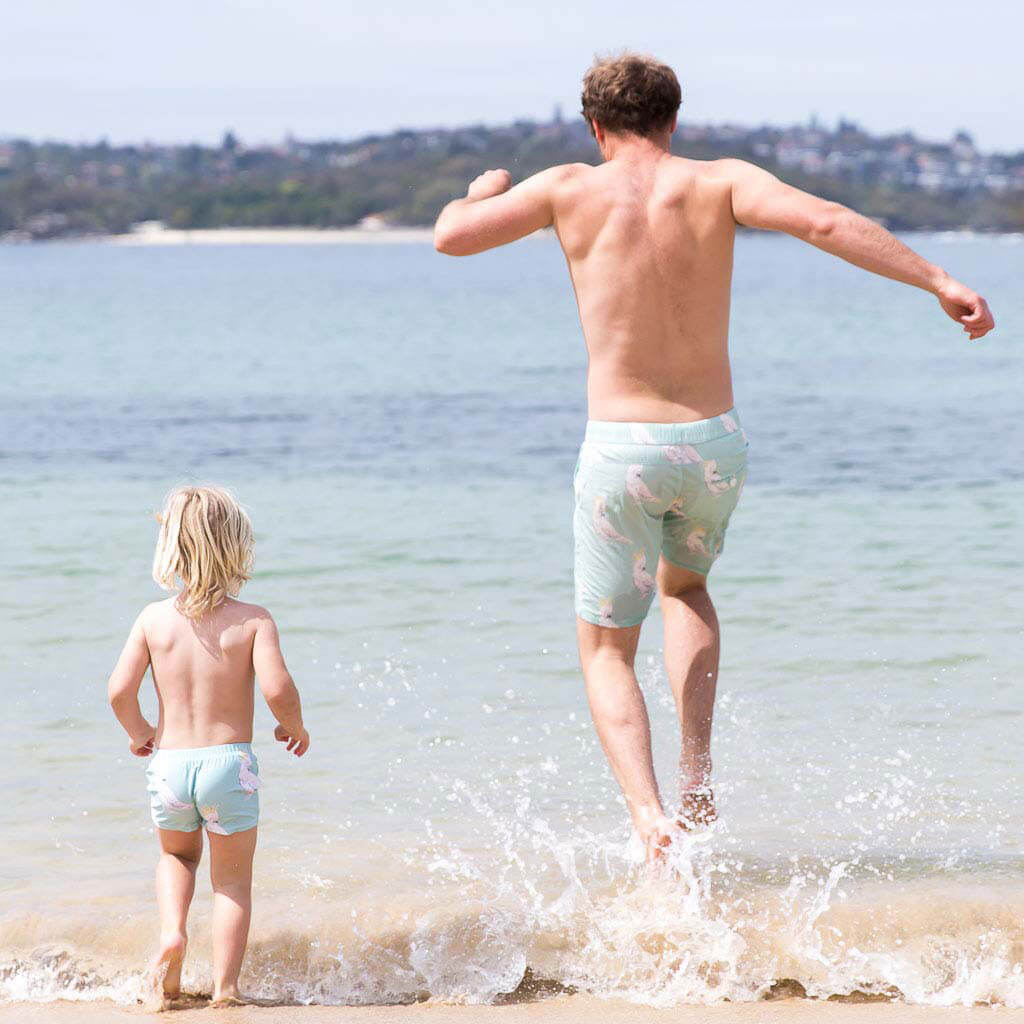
[433,53,994,861]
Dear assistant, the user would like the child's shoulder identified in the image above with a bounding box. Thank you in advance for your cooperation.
[137,597,178,625]
[221,597,276,628]
[220,599,279,649]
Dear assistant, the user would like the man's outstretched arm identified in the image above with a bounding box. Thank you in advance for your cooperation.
[434,166,570,256]
[723,159,995,340]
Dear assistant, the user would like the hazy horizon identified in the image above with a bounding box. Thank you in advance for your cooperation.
[4,108,1018,155]
[4,1,1020,150]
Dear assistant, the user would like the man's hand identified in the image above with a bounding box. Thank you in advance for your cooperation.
[467,169,511,202]
[129,727,155,757]
[934,276,995,341]
[274,723,310,756]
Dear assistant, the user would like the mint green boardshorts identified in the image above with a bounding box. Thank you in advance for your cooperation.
[146,742,261,835]
[573,410,749,628]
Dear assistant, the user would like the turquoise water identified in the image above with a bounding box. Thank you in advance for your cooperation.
[0,232,1022,1006]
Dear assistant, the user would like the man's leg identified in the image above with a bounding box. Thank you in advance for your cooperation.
[577,617,675,860]
[657,559,720,825]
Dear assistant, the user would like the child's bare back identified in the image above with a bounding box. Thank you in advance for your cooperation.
[143,596,289,750]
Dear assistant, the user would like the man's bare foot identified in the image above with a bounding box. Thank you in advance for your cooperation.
[676,788,716,829]
[150,931,187,1001]
[635,812,680,865]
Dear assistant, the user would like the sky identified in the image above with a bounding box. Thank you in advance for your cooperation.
[3,1,1021,151]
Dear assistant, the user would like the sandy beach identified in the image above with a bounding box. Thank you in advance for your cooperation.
[7,999,1024,1024]
[103,226,437,245]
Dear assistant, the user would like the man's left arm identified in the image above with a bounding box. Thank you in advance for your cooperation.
[434,166,567,256]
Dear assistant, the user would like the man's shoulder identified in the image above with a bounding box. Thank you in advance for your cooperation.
[539,162,597,188]
[553,161,597,176]
[666,154,747,184]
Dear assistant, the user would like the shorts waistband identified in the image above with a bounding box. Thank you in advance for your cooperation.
[585,409,741,446]
[152,742,253,762]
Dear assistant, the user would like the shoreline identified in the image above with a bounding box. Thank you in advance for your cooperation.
[5,996,1024,1023]
[105,226,438,245]
[3,225,1021,246]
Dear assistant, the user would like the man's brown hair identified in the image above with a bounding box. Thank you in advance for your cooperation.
[581,52,681,138]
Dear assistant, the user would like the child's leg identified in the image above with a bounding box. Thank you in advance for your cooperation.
[153,827,203,997]
[207,826,257,1003]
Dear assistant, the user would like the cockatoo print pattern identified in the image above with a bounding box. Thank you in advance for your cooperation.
[686,526,710,556]
[703,459,738,496]
[632,551,656,597]
[625,465,657,503]
[574,412,747,628]
[202,806,230,835]
[238,752,261,794]
[593,496,631,543]
[665,444,703,465]
[153,776,191,813]
[598,599,618,628]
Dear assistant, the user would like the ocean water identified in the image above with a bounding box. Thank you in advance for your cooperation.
[0,232,1022,1007]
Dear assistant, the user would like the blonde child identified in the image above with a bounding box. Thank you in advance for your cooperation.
[108,485,309,1006]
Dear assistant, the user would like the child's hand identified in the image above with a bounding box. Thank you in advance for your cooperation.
[129,728,155,757]
[274,724,310,756]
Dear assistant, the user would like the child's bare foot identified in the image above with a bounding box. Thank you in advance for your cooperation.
[676,788,716,829]
[150,931,187,999]
[210,986,247,1007]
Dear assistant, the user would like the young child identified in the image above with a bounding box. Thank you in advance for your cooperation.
[107,485,309,1006]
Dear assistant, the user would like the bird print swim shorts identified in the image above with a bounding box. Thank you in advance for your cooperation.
[146,742,261,835]
[573,410,749,628]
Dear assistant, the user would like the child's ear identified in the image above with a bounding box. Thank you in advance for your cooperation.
[154,513,164,524]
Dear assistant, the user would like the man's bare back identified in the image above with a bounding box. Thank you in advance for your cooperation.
[435,134,993,426]
[549,147,737,421]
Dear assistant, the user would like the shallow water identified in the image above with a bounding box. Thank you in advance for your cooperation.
[0,232,1022,1006]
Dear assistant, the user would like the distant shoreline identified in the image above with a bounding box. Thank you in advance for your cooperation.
[105,225,438,246]
[5,225,1020,247]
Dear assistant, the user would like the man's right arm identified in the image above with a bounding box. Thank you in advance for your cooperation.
[722,159,995,340]
[434,165,579,257]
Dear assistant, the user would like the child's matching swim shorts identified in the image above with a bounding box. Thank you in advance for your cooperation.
[146,742,261,835]
[573,409,749,628]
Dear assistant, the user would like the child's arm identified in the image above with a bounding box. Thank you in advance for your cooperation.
[108,611,156,756]
[253,612,310,756]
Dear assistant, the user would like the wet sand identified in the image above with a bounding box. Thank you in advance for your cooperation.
[5,1000,1024,1024]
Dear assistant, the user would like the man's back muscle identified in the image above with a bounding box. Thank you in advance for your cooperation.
[551,154,738,423]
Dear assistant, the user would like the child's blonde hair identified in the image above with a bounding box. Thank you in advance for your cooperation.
[152,486,254,619]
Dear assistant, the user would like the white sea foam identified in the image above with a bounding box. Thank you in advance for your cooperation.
[4,784,1024,1008]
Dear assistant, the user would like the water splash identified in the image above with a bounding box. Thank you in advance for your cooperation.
[6,778,1023,1009]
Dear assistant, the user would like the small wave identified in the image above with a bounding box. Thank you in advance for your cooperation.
[4,826,1024,1008]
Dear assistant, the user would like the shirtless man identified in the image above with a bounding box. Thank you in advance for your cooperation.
[433,53,995,860]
